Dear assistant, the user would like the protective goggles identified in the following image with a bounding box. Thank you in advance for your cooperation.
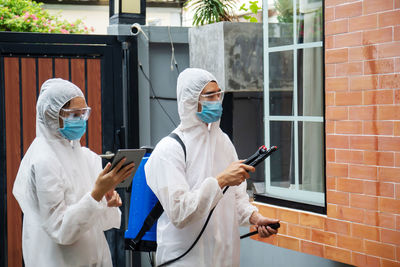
[60,107,91,121]
[199,90,224,102]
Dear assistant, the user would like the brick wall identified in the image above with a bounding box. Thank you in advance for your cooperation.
[255,0,400,266]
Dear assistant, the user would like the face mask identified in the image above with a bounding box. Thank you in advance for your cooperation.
[58,118,87,140]
[196,101,223,124]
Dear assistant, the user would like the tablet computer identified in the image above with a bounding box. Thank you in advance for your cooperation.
[110,149,146,188]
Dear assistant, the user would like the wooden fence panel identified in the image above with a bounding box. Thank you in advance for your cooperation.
[4,57,23,267]
[38,58,53,88]
[87,59,102,154]
[54,58,69,80]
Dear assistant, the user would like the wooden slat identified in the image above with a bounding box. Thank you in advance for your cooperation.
[21,58,37,154]
[5,57,23,267]
[38,58,53,90]
[70,59,87,147]
[54,58,69,80]
[87,59,102,154]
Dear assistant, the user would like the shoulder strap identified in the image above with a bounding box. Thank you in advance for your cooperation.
[169,132,186,161]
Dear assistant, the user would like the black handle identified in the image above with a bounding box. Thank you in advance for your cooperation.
[240,222,281,239]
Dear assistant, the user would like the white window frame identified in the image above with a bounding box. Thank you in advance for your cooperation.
[262,0,324,207]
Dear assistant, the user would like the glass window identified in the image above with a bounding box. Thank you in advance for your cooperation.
[262,0,324,208]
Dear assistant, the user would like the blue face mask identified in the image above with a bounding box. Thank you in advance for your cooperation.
[59,119,87,140]
[196,101,223,124]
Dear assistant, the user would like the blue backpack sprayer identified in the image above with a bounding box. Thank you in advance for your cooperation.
[125,133,279,266]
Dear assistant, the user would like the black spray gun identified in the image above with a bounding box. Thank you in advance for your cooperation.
[239,145,280,239]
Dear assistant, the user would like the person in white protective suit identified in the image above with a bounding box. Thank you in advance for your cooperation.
[145,68,279,267]
[13,78,135,267]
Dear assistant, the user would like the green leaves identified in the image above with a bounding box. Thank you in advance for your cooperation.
[0,0,92,33]
[185,0,235,26]
[240,0,261,23]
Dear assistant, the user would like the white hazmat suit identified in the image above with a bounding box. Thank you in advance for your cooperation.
[145,68,258,266]
[13,78,121,267]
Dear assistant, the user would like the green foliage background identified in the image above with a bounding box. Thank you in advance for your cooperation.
[0,0,92,33]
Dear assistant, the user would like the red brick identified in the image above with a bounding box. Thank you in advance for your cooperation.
[336,121,362,134]
[326,106,348,120]
[380,198,400,214]
[396,153,400,167]
[336,62,363,76]
[326,77,348,91]
[349,45,377,61]
[326,121,335,134]
[327,204,339,218]
[378,213,396,229]
[326,35,334,49]
[396,89,400,104]
[350,165,377,180]
[395,26,400,41]
[379,10,400,27]
[326,19,348,35]
[350,193,378,210]
[335,91,362,106]
[378,137,400,152]
[327,190,350,205]
[364,151,394,167]
[364,210,379,226]
[277,209,299,224]
[326,135,349,149]
[278,221,288,235]
[379,167,400,183]
[327,176,336,190]
[349,14,378,32]
[381,259,400,267]
[325,7,335,22]
[277,235,300,251]
[311,229,336,246]
[363,0,394,15]
[349,106,378,120]
[336,2,362,19]
[351,252,380,267]
[325,246,352,264]
[363,121,394,135]
[396,59,400,73]
[257,205,277,218]
[350,136,378,151]
[380,74,400,89]
[352,223,380,241]
[350,75,378,90]
[364,90,394,105]
[378,43,400,58]
[326,64,336,77]
[299,213,325,229]
[338,206,365,223]
[327,162,348,177]
[325,218,350,235]
[326,92,335,106]
[326,149,335,162]
[363,28,393,45]
[397,215,400,230]
[335,32,363,48]
[301,240,324,258]
[364,59,394,74]
[337,235,364,252]
[337,177,364,193]
[397,184,400,199]
[326,48,348,64]
[381,229,400,246]
[364,181,395,197]
[336,150,363,164]
[365,240,395,259]
[379,106,400,120]
[396,0,400,8]
[397,246,400,261]
[287,224,311,240]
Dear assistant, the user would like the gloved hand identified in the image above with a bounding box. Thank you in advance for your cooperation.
[91,158,135,202]
[105,190,122,207]
[249,211,279,238]
[216,160,255,188]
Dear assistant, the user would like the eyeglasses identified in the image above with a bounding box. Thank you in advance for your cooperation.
[60,107,91,121]
[199,90,224,102]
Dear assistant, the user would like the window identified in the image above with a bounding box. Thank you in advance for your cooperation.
[259,0,324,211]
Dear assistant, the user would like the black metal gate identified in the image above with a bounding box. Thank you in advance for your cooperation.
[0,32,139,267]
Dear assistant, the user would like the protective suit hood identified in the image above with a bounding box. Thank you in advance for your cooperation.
[36,78,84,140]
[176,68,219,129]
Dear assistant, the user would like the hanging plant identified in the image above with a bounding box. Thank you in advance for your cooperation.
[0,0,93,34]
[185,0,236,26]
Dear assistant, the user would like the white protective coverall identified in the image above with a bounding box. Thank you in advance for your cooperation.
[145,68,258,267]
[13,78,121,267]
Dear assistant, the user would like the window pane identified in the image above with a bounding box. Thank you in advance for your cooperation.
[298,121,324,193]
[268,0,294,47]
[297,0,323,44]
[297,47,323,116]
[270,121,295,189]
[269,50,293,116]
